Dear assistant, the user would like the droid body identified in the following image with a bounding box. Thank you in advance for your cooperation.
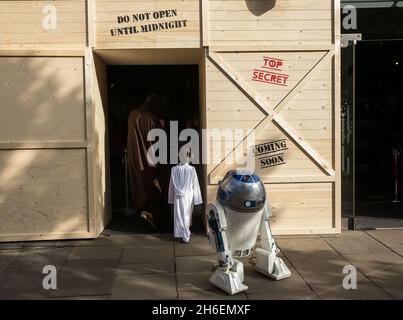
[207,170,291,295]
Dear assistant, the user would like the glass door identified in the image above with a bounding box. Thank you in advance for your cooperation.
[342,40,403,229]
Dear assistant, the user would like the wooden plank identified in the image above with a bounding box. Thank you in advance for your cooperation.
[209,0,332,11]
[201,0,209,46]
[0,56,87,143]
[333,0,341,233]
[209,10,332,21]
[210,175,336,185]
[94,0,201,49]
[0,49,85,56]
[273,50,334,113]
[92,51,112,234]
[209,30,332,42]
[0,142,87,150]
[0,231,97,243]
[87,0,95,47]
[0,149,89,239]
[0,0,87,50]
[84,48,96,234]
[207,50,335,178]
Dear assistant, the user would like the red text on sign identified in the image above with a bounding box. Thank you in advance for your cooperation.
[252,69,289,86]
[262,57,284,71]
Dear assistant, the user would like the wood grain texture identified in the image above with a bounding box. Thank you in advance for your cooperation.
[0,149,89,238]
[0,0,87,50]
[0,57,86,143]
[94,0,201,49]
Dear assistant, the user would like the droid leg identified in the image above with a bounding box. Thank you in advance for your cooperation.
[254,204,291,280]
[206,202,248,295]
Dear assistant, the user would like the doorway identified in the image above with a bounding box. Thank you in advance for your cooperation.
[342,40,403,228]
[105,65,203,234]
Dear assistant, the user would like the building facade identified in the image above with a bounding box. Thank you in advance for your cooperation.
[0,0,341,242]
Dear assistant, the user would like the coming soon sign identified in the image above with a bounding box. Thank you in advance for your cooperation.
[251,139,288,169]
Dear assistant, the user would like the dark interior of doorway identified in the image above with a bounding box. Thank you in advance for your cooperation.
[355,40,403,220]
[105,65,203,235]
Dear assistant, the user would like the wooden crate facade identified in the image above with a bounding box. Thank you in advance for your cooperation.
[0,0,340,241]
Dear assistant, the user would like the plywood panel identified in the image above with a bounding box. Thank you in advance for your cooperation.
[208,0,334,47]
[0,57,86,142]
[204,0,339,234]
[207,183,334,235]
[0,0,87,50]
[92,52,112,234]
[0,149,89,239]
[94,0,201,49]
[205,50,334,181]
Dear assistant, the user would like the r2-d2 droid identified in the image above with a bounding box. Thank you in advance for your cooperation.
[206,170,291,295]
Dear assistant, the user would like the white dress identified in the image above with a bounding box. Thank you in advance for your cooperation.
[168,163,202,242]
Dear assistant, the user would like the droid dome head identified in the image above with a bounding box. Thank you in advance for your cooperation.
[217,170,266,212]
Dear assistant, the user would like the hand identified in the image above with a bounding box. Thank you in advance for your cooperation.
[153,178,162,193]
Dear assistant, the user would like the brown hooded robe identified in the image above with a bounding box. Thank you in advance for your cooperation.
[127,109,161,216]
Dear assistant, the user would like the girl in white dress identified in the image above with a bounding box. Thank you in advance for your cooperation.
[168,153,202,243]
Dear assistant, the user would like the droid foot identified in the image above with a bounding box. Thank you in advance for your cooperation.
[209,268,248,295]
[254,248,291,280]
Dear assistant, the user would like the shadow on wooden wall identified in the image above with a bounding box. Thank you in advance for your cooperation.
[245,0,276,16]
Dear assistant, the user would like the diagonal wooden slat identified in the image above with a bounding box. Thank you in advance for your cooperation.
[207,49,335,181]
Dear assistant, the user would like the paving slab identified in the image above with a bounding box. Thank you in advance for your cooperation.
[241,263,310,294]
[365,230,403,249]
[277,237,335,253]
[276,235,321,240]
[307,266,393,300]
[111,273,177,300]
[58,234,172,248]
[120,244,174,264]
[311,272,393,300]
[0,262,9,272]
[361,261,403,298]
[279,237,351,287]
[284,252,349,285]
[22,241,58,249]
[46,295,111,300]
[112,234,174,248]
[344,252,403,277]
[174,240,215,257]
[177,271,217,291]
[117,261,174,276]
[247,291,319,300]
[323,233,389,255]
[47,259,118,298]
[68,246,122,261]
[0,251,19,264]
[57,237,116,248]
[175,255,216,273]
[0,266,48,299]
[388,246,403,256]
[321,230,368,238]
[6,247,71,270]
[179,289,248,300]
[0,242,22,250]
[381,287,403,300]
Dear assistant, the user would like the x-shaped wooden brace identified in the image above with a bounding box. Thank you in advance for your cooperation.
[207,49,336,184]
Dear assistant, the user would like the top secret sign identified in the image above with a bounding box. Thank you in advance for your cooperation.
[110,9,188,36]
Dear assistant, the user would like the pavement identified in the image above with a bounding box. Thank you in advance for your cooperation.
[1,230,403,300]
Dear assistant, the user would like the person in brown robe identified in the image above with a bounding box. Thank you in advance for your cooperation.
[127,94,163,229]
